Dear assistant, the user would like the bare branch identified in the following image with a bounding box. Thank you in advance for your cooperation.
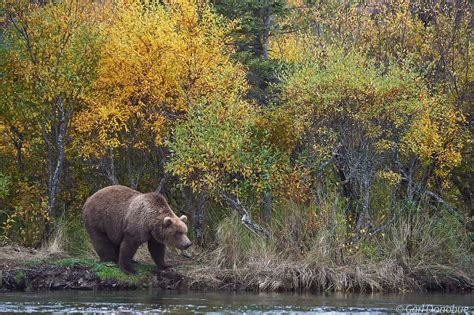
[219,192,270,238]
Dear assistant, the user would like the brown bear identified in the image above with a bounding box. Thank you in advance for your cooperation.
[82,185,191,274]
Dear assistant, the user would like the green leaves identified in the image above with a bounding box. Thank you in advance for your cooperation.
[167,97,284,198]
[168,100,252,194]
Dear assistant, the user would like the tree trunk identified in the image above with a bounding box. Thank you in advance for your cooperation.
[125,145,144,190]
[105,148,119,185]
[10,126,25,173]
[315,173,322,209]
[181,187,206,247]
[194,193,205,247]
[260,3,272,60]
[155,150,170,193]
[353,171,372,243]
[43,96,68,242]
[260,188,272,224]
[126,146,137,189]
[355,184,370,236]
[155,173,170,193]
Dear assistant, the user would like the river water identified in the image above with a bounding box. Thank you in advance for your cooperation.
[0,290,472,314]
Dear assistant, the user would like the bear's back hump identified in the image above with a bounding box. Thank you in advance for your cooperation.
[83,185,141,237]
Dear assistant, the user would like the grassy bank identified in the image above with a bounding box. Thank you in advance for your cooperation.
[1,199,472,293]
[187,200,473,292]
[0,243,471,292]
[0,247,189,291]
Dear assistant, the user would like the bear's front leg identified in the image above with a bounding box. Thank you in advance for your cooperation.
[148,239,173,271]
[119,237,140,274]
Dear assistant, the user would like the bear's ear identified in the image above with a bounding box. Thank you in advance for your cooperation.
[180,215,187,223]
[163,216,173,228]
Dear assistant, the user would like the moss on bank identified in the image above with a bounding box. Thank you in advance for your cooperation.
[0,253,472,292]
[14,271,24,286]
[51,258,156,284]
[1,256,188,291]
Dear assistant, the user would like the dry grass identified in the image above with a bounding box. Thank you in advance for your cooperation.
[0,244,68,267]
[186,245,417,292]
[0,220,71,266]
[2,199,470,292]
[185,201,473,292]
[40,223,66,256]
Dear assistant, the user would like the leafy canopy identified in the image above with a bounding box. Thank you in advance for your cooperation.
[75,0,247,157]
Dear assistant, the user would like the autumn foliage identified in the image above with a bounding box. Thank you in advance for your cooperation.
[0,0,471,258]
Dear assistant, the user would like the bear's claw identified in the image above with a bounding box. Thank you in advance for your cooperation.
[121,267,137,275]
[159,265,175,272]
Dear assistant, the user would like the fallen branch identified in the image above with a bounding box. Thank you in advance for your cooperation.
[219,192,270,238]
[155,173,172,193]
[425,191,470,228]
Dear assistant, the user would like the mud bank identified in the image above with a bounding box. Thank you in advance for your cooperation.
[0,245,472,293]
[0,261,188,291]
[0,245,193,292]
[1,260,472,293]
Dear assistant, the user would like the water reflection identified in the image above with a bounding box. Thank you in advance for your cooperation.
[0,290,472,314]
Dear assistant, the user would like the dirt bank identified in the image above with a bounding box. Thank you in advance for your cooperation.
[0,263,187,291]
[2,259,471,293]
[0,245,193,291]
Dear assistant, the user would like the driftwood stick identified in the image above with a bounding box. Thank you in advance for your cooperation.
[425,191,468,227]
[219,192,270,237]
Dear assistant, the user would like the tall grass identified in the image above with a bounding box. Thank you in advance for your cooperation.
[187,198,473,292]
[48,215,95,258]
[22,197,471,292]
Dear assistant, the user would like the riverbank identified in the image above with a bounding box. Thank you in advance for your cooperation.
[0,261,187,291]
[0,245,191,291]
[0,245,472,292]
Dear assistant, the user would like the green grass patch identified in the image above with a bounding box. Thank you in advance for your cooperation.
[15,270,24,285]
[24,259,43,266]
[53,258,156,284]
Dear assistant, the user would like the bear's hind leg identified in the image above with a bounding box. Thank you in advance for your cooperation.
[90,230,119,263]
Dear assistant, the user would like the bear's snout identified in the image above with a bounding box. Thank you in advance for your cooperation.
[182,241,192,250]
[179,236,192,250]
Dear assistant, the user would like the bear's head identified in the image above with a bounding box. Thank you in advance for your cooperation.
[161,215,192,250]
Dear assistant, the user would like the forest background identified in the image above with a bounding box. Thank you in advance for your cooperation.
[0,0,472,291]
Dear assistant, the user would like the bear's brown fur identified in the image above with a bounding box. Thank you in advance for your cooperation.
[82,185,191,274]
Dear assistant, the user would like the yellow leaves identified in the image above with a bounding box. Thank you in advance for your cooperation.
[404,109,439,163]
[269,32,317,64]
[377,170,401,186]
[401,98,466,178]
[2,0,103,123]
[374,140,394,154]
[254,106,304,154]
[74,0,246,159]
[281,40,468,195]
[152,115,167,146]
[166,0,199,29]
[166,98,266,197]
